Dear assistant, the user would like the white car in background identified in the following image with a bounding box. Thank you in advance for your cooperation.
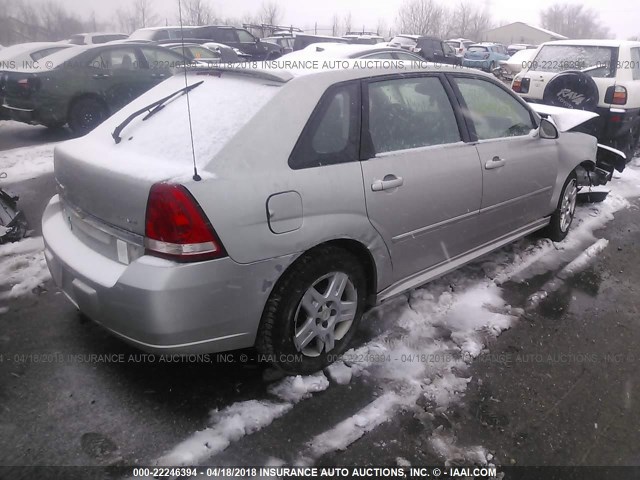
[512,39,640,159]
[68,32,128,45]
[446,38,475,57]
[499,48,539,76]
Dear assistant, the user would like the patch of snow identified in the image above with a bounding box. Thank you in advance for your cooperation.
[158,400,292,466]
[158,372,330,466]
[396,457,411,467]
[267,372,329,402]
[300,392,405,463]
[0,306,8,315]
[0,144,56,184]
[324,361,353,385]
[0,237,50,301]
[429,430,490,467]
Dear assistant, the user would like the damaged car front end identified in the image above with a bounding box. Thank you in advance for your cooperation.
[530,103,626,190]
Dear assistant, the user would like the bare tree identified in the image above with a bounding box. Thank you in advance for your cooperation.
[540,3,610,39]
[331,13,340,36]
[182,0,215,26]
[396,0,445,37]
[116,0,160,33]
[259,1,282,26]
[376,18,387,36]
[343,12,352,35]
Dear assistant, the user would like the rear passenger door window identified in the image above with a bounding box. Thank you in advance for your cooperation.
[452,76,534,140]
[289,82,361,169]
[367,76,461,154]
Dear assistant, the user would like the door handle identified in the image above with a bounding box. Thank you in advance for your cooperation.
[372,175,404,191]
[92,73,110,79]
[485,156,506,170]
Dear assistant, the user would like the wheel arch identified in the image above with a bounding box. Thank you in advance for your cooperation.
[67,92,109,121]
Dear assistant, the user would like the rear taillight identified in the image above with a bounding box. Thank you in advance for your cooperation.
[144,183,226,262]
[612,86,627,105]
[605,85,627,105]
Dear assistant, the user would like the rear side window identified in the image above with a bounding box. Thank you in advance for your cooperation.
[367,76,460,154]
[31,47,66,61]
[141,48,185,68]
[69,35,84,45]
[289,83,361,169]
[631,48,640,81]
[215,29,238,43]
[453,77,535,140]
[89,48,143,70]
[237,30,255,43]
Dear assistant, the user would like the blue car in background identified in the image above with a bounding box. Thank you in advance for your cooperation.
[462,43,510,72]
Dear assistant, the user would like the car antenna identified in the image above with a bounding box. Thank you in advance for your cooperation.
[178,0,201,181]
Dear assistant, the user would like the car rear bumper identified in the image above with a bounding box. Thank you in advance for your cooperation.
[462,59,491,70]
[2,102,37,124]
[42,195,293,354]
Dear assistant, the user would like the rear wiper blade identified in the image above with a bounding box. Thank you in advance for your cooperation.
[111,80,204,144]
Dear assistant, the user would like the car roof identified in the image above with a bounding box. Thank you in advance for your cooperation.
[199,60,485,84]
[72,32,127,37]
[283,43,410,59]
[542,39,640,48]
[134,26,199,31]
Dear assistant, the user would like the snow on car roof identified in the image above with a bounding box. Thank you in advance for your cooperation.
[282,42,396,59]
[0,42,73,61]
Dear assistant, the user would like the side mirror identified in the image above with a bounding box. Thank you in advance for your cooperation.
[539,118,559,139]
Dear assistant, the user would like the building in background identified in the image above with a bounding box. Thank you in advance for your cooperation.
[481,22,568,45]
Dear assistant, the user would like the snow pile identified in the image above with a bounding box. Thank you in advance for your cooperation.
[0,237,50,301]
[158,372,330,466]
[429,430,490,467]
[158,400,292,466]
[0,143,56,184]
[301,392,405,463]
[267,372,329,402]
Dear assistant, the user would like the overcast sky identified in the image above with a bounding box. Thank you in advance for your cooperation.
[59,0,640,39]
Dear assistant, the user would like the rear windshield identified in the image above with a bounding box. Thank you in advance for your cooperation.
[108,74,281,167]
[531,45,618,77]
[446,41,460,48]
[30,47,69,61]
[92,35,128,44]
[468,46,488,52]
[391,36,417,46]
[69,35,84,45]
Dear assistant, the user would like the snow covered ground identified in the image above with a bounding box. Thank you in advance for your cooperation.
[1,134,639,467]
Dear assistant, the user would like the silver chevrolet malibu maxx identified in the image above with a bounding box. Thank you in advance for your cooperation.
[43,62,603,373]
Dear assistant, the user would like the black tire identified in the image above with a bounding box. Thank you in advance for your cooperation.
[544,171,578,242]
[256,245,368,375]
[68,97,108,135]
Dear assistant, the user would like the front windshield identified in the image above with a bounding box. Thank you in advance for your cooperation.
[531,45,618,77]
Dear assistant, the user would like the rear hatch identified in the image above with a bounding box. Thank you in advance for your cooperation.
[521,44,618,105]
[464,46,489,60]
[2,71,41,108]
[54,70,282,264]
